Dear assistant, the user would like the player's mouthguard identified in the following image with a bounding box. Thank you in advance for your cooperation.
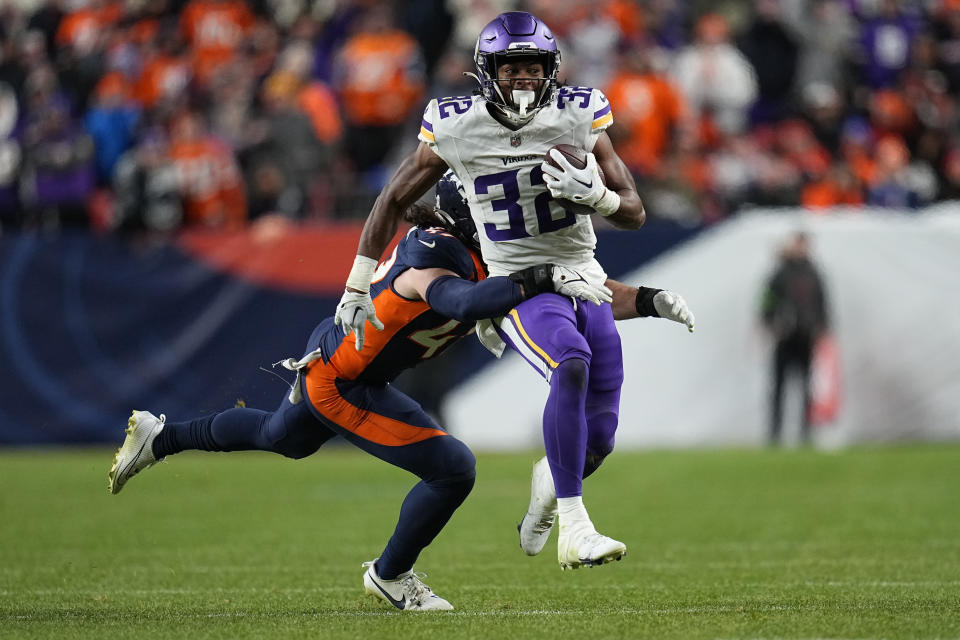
[513,90,535,116]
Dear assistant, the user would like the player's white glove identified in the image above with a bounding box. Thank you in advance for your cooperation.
[541,150,606,207]
[509,264,613,309]
[552,265,613,307]
[653,290,695,333]
[334,289,384,350]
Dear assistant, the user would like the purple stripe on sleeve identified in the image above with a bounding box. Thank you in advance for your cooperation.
[421,119,434,132]
[593,104,611,119]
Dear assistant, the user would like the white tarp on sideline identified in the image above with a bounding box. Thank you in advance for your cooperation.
[442,206,960,450]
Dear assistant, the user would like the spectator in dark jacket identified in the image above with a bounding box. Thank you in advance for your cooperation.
[760,231,830,445]
[739,0,800,124]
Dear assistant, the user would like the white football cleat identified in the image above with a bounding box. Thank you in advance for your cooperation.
[108,410,165,495]
[362,560,453,611]
[557,520,626,570]
[517,456,557,555]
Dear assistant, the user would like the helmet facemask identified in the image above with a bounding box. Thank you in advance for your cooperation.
[494,54,554,117]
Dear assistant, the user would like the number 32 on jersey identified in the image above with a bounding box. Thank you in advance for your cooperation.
[474,165,575,242]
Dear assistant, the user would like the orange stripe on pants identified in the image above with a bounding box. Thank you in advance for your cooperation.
[303,359,445,447]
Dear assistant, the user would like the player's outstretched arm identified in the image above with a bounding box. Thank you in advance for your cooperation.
[607,279,695,332]
[336,144,449,350]
[591,132,646,230]
[394,264,612,324]
[395,267,525,322]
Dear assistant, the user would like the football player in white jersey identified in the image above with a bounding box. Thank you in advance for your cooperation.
[335,11,691,570]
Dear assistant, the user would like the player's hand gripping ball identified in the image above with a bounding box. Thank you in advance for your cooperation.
[542,144,607,215]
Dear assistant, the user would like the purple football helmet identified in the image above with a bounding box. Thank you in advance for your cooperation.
[473,12,561,121]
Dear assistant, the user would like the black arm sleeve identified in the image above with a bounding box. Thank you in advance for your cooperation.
[425,275,526,322]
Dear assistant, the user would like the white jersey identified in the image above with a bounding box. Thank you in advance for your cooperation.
[418,87,614,284]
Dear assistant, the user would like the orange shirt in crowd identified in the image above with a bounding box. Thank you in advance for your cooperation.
[168,138,247,228]
[179,0,255,86]
[525,0,644,36]
[298,83,342,144]
[93,70,130,101]
[801,180,864,210]
[604,0,645,41]
[605,71,687,175]
[56,2,122,55]
[336,30,424,127]
[136,54,191,109]
[843,148,878,187]
[128,18,160,45]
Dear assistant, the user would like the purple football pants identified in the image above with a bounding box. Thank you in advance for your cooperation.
[496,293,624,498]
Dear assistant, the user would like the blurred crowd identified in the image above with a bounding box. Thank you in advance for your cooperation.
[0,0,958,233]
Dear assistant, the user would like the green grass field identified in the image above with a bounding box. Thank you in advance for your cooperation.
[1,445,958,639]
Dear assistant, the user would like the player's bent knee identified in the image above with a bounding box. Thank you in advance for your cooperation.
[427,437,477,488]
[262,401,334,459]
[553,357,589,393]
[270,422,334,459]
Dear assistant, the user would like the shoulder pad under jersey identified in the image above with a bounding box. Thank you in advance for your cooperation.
[418,95,480,146]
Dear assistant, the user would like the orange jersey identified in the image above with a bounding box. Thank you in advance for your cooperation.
[802,180,864,210]
[167,139,246,227]
[605,0,645,40]
[298,83,342,144]
[179,0,255,83]
[336,31,425,126]
[56,4,121,54]
[136,54,191,108]
[302,227,486,447]
[313,227,486,385]
[606,71,686,174]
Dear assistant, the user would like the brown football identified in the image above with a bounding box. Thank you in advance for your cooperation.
[544,144,606,215]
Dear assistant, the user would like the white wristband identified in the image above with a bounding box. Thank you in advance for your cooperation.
[592,188,621,217]
[345,255,377,293]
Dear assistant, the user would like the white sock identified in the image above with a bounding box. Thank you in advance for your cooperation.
[557,496,592,528]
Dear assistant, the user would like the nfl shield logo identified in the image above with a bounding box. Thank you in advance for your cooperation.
[510,134,522,147]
